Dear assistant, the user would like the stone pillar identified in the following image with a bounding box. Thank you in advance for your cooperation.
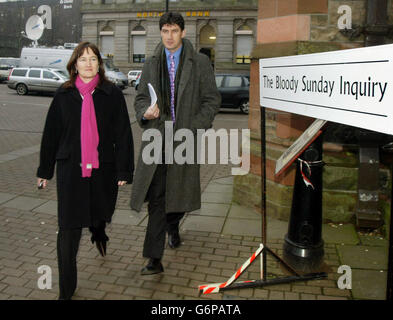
[215,18,234,70]
[185,21,197,49]
[146,19,161,57]
[234,0,366,223]
[82,21,99,45]
[114,20,129,68]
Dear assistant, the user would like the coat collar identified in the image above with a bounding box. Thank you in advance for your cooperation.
[152,38,194,103]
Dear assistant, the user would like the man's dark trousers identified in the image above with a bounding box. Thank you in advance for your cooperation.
[143,163,184,259]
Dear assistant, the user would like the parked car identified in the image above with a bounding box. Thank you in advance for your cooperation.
[128,70,142,87]
[0,65,11,83]
[0,57,19,83]
[134,72,142,91]
[215,74,250,114]
[7,67,68,95]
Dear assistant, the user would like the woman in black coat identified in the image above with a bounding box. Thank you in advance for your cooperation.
[36,42,134,300]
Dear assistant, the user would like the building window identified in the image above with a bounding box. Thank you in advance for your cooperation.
[100,26,114,57]
[100,35,114,56]
[199,24,216,46]
[131,25,146,63]
[199,24,216,65]
[235,24,253,64]
[102,0,114,4]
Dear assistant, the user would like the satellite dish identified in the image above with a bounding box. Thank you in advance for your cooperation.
[25,15,44,41]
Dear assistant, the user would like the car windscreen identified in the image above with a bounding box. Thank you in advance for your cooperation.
[43,71,58,79]
[104,59,119,72]
[215,75,224,87]
[243,77,250,86]
[54,70,69,79]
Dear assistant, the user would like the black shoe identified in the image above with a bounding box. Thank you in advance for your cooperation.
[91,234,109,257]
[95,240,107,257]
[168,230,181,249]
[90,222,109,257]
[141,258,164,275]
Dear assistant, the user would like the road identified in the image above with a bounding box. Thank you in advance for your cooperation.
[0,83,249,208]
[0,83,248,148]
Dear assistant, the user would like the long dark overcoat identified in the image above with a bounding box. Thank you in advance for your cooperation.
[130,38,221,213]
[37,81,134,229]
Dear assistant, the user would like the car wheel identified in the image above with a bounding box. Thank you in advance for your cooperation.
[131,80,136,87]
[239,100,249,114]
[16,83,28,95]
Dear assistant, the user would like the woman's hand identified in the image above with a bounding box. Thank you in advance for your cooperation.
[118,181,127,186]
[37,178,48,189]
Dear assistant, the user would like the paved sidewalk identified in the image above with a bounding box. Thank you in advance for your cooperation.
[0,170,389,300]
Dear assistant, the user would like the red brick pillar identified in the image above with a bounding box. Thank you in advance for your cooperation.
[233,0,330,220]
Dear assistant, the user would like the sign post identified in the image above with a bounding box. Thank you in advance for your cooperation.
[197,44,393,296]
[260,44,393,299]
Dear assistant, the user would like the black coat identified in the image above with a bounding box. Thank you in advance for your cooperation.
[37,81,134,229]
[130,39,220,213]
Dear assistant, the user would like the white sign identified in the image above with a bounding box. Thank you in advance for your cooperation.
[260,44,393,135]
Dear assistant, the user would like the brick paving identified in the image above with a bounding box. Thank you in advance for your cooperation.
[0,85,389,300]
[0,202,355,300]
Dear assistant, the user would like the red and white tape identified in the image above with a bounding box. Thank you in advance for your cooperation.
[198,244,264,295]
[298,159,324,190]
[298,159,314,189]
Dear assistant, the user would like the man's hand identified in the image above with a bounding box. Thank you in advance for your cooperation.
[118,181,127,186]
[143,103,160,120]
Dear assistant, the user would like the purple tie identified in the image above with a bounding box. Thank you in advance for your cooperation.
[169,53,176,123]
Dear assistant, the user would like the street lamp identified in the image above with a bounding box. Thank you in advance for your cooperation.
[166,0,169,12]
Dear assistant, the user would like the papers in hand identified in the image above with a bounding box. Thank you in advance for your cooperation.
[148,83,157,109]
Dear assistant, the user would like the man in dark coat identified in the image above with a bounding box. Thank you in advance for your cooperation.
[130,12,221,275]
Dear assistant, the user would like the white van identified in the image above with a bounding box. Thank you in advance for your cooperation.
[20,47,128,90]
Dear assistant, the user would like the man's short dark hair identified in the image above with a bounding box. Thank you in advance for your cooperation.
[159,12,185,31]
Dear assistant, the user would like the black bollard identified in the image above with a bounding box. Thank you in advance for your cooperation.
[283,134,325,273]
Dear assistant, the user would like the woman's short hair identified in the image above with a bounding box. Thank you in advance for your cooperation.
[64,41,108,88]
[159,12,185,31]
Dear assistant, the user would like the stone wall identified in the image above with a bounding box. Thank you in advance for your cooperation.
[81,0,258,72]
[234,0,393,231]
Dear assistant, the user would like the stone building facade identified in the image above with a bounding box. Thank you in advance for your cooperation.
[80,0,258,73]
[234,0,393,234]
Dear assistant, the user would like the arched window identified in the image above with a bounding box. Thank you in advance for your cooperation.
[100,25,114,57]
[235,24,253,64]
[199,24,216,46]
[131,25,146,63]
[199,24,216,65]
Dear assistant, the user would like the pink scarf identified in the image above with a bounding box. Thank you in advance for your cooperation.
[75,74,100,178]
